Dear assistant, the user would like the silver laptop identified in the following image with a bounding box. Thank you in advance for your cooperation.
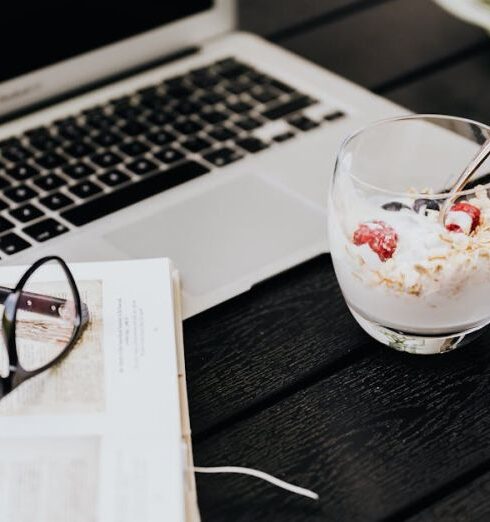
[0,1,404,317]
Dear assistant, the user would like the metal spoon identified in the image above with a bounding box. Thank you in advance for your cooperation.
[439,138,490,220]
[439,137,490,224]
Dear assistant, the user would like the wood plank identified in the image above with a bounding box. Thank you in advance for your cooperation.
[385,48,490,123]
[194,338,490,521]
[237,0,367,37]
[184,256,372,436]
[406,470,490,521]
[276,0,487,89]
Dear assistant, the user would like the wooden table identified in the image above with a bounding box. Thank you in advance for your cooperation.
[186,1,490,520]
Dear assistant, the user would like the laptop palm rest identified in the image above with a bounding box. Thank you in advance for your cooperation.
[105,174,325,302]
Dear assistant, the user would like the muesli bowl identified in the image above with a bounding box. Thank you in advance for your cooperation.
[328,114,490,354]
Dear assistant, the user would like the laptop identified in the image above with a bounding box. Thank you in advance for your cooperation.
[0,2,404,318]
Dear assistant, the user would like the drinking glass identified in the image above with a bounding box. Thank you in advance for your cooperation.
[328,115,490,354]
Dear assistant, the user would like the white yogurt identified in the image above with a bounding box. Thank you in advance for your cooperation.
[329,188,490,336]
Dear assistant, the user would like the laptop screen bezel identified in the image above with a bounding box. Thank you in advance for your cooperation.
[0,1,235,119]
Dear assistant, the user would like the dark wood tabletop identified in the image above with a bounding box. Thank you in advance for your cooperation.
[185,1,490,520]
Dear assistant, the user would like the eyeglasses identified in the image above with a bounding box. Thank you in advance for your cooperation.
[0,256,89,401]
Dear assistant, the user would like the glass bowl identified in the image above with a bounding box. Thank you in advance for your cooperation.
[328,114,490,354]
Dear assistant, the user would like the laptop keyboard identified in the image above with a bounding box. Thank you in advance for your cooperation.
[0,57,345,256]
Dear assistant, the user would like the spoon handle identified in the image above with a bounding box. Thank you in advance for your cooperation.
[440,138,490,223]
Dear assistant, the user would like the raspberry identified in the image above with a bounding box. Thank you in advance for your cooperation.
[353,220,398,261]
[445,202,481,234]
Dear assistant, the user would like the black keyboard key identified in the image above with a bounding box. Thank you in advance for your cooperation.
[227,101,253,114]
[146,130,175,147]
[245,71,270,85]
[324,110,346,121]
[288,115,319,131]
[7,164,38,181]
[36,151,67,169]
[174,100,201,116]
[119,140,150,158]
[10,204,44,223]
[4,185,37,203]
[137,85,160,99]
[154,147,185,164]
[208,126,237,142]
[40,192,74,210]
[250,86,279,104]
[55,119,87,141]
[2,144,32,163]
[29,133,60,152]
[262,96,314,120]
[0,137,21,150]
[146,110,175,126]
[92,130,123,147]
[70,181,103,199]
[173,120,203,135]
[236,137,269,153]
[200,111,229,125]
[273,131,295,143]
[182,137,212,153]
[24,218,69,242]
[84,110,116,130]
[204,147,243,167]
[91,151,123,168]
[119,121,148,137]
[192,74,220,89]
[164,75,186,88]
[0,177,10,190]
[0,233,31,255]
[225,80,252,95]
[217,60,251,79]
[166,85,192,99]
[110,95,132,107]
[235,117,262,131]
[63,162,95,180]
[0,216,15,234]
[98,169,130,187]
[198,92,226,106]
[34,173,66,191]
[62,161,209,227]
[64,141,95,159]
[126,158,158,176]
[113,104,144,120]
[269,79,296,94]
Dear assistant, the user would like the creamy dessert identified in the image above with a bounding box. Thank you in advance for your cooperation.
[329,185,490,338]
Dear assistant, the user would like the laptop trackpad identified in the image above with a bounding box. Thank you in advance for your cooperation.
[105,175,325,296]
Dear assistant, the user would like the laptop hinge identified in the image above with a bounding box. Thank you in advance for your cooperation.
[0,45,200,125]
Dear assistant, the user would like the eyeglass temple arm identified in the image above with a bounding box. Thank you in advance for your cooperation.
[0,285,88,323]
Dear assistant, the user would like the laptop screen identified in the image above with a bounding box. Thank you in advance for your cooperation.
[1,2,212,83]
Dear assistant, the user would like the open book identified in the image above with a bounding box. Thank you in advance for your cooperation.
[0,258,198,522]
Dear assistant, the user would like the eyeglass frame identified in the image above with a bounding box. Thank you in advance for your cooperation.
[0,255,89,400]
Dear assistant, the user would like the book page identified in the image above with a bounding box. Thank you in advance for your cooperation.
[0,259,185,522]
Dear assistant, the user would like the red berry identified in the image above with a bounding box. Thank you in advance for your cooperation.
[353,220,397,261]
[446,202,481,233]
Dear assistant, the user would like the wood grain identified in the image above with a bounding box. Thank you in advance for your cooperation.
[184,256,372,436]
[386,48,490,122]
[238,0,369,38]
[406,470,490,521]
[194,339,490,521]
[276,0,487,89]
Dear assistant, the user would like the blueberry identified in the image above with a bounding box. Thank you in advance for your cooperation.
[382,201,410,211]
[413,198,440,215]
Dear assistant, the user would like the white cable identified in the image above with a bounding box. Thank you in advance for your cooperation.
[193,466,319,501]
